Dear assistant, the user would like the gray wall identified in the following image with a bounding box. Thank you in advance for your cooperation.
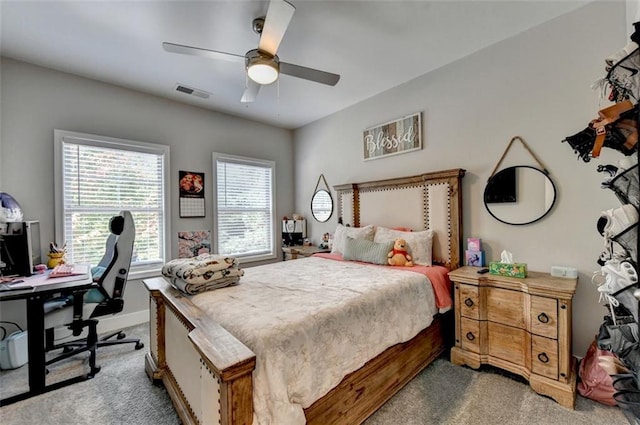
[293,1,629,357]
[0,58,293,330]
[0,1,633,356]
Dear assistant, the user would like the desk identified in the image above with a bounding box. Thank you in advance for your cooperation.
[0,269,95,406]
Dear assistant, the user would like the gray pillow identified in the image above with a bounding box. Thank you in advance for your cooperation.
[343,236,394,265]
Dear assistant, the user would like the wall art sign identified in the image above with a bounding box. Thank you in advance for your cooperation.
[363,112,422,161]
[179,170,205,217]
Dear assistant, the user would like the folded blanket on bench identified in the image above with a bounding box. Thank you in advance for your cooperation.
[162,254,244,295]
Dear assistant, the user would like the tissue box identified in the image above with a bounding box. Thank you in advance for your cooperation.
[489,262,527,278]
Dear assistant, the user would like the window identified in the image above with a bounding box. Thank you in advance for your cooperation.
[54,130,170,277]
[213,153,275,262]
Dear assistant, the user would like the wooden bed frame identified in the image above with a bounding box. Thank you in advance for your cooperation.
[144,168,465,425]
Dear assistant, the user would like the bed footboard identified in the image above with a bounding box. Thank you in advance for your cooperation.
[144,277,256,425]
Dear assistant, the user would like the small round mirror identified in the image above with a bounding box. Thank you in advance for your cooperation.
[484,166,556,225]
[311,189,333,223]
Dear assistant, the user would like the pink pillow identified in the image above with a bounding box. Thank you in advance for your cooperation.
[391,227,412,232]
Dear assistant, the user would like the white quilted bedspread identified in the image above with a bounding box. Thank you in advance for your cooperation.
[190,256,438,425]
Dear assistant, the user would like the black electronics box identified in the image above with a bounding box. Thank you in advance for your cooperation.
[1,221,41,277]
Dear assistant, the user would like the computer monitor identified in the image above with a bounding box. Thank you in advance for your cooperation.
[0,221,41,276]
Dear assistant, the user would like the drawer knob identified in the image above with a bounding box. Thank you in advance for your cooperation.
[538,352,549,363]
[466,332,475,341]
[464,298,474,307]
[537,313,550,323]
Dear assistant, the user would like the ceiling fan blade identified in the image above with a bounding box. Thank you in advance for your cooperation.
[280,62,340,86]
[241,79,262,103]
[162,42,244,63]
[258,0,295,56]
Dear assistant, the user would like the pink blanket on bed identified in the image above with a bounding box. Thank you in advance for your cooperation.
[313,252,453,311]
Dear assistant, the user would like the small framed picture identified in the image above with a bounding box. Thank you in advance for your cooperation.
[466,250,485,267]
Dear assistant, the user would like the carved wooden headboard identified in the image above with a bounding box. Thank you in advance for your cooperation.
[333,168,465,269]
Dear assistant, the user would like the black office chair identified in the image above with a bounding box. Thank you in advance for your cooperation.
[43,211,143,377]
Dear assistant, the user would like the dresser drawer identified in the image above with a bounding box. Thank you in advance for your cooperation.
[459,284,479,319]
[488,322,528,365]
[460,317,481,353]
[532,335,558,380]
[531,296,558,339]
[486,287,525,329]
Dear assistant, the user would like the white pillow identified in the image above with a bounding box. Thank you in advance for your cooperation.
[331,224,375,255]
[373,226,434,266]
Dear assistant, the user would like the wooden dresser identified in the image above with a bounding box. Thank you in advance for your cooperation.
[448,266,578,409]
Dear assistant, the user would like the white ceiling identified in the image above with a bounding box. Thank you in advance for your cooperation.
[0,1,589,129]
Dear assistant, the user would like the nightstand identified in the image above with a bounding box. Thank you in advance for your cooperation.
[448,266,578,409]
[281,245,330,261]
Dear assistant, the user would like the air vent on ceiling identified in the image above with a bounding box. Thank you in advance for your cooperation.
[175,84,210,99]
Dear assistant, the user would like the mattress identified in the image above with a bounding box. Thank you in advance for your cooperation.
[190,256,447,425]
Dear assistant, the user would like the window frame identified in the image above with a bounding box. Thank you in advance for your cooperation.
[212,152,277,263]
[54,129,171,279]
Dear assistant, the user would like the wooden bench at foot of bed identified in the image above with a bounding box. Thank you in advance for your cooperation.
[144,277,450,425]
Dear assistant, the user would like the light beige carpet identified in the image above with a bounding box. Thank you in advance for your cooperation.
[0,323,632,424]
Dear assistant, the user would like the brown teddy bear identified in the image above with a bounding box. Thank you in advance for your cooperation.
[388,238,414,267]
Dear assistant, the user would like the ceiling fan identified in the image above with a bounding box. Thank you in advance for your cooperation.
[163,0,340,103]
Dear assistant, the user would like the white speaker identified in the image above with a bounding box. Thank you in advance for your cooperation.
[550,266,578,279]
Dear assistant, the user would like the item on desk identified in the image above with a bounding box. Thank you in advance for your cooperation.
[47,252,65,269]
[0,275,19,284]
[34,264,47,274]
[49,263,76,277]
[47,242,67,269]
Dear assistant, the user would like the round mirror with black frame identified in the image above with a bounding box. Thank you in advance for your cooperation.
[311,189,333,223]
[484,165,557,225]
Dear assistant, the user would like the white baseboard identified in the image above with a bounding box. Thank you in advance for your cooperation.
[96,310,149,334]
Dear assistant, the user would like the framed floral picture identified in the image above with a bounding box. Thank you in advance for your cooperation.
[178,230,211,258]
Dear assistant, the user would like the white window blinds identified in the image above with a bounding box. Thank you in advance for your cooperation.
[55,130,169,271]
[214,153,275,260]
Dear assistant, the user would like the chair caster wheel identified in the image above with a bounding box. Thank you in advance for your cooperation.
[135,342,144,350]
[117,332,126,340]
[88,366,101,378]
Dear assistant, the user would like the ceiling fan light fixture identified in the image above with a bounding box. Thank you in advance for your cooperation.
[246,50,280,85]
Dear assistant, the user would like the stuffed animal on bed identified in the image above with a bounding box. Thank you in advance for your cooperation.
[388,238,414,267]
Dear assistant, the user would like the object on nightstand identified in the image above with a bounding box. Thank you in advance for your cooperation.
[489,250,527,278]
[466,238,485,266]
[466,250,485,267]
[550,266,578,278]
[467,238,482,252]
